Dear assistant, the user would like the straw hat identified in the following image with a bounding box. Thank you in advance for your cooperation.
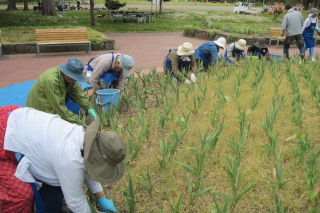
[235,39,246,50]
[213,37,226,50]
[310,8,318,15]
[255,38,268,48]
[176,42,195,56]
[84,119,127,184]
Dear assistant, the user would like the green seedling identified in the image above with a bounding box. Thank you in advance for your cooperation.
[137,166,156,196]
[158,139,169,169]
[275,160,287,190]
[123,138,142,165]
[211,193,230,213]
[169,128,187,156]
[167,194,183,213]
[186,171,213,202]
[303,151,320,190]
[292,133,311,162]
[121,173,136,213]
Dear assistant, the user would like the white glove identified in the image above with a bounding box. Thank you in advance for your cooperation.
[190,73,197,83]
[185,79,191,84]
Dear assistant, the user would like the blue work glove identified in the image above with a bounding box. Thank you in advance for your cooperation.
[316,29,320,36]
[87,109,97,120]
[97,196,118,212]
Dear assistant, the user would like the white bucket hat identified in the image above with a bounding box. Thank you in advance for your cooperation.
[176,42,196,56]
[235,39,246,50]
[213,37,226,50]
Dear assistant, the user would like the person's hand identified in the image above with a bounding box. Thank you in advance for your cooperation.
[190,73,197,83]
[87,109,97,120]
[185,79,191,84]
[97,197,118,212]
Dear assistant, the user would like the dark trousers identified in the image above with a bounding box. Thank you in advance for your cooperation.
[196,59,210,71]
[38,182,64,213]
[284,34,305,59]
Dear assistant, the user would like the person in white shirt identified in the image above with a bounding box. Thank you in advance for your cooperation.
[1,106,126,213]
[301,8,320,61]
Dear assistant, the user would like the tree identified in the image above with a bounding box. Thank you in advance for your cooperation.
[105,0,126,10]
[148,0,170,14]
[7,0,18,10]
[42,0,56,16]
[90,0,95,26]
[23,0,29,10]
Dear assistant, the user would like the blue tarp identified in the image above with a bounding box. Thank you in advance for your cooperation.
[0,80,92,108]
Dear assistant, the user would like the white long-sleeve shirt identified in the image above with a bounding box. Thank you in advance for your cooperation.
[4,107,103,213]
[302,14,318,31]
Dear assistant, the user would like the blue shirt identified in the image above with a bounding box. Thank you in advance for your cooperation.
[194,41,220,64]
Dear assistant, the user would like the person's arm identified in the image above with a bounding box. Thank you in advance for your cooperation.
[67,83,91,112]
[189,55,197,73]
[302,17,310,31]
[281,15,288,35]
[115,74,126,91]
[88,57,112,92]
[44,77,83,125]
[227,43,236,63]
[247,44,256,55]
[208,45,219,63]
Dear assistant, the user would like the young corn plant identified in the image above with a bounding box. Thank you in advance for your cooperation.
[169,128,187,156]
[137,166,156,196]
[212,193,230,213]
[123,138,142,165]
[158,139,170,169]
[274,159,287,190]
[303,151,320,190]
[292,133,311,163]
[137,113,150,141]
[209,115,226,150]
[121,173,136,213]
[168,78,180,101]
[262,174,288,213]
[167,194,183,213]
[249,92,260,111]
[185,171,213,202]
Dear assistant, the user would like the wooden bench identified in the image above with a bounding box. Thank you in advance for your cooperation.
[269,27,287,48]
[0,30,2,60]
[36,28,91,57]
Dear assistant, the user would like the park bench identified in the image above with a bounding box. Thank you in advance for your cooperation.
[268,27,286,48]
[0,30,2,60]
[36,28,91,57]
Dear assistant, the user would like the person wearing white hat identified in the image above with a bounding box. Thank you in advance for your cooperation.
[0,106,126,213]
[163,42,197,84]
[224,39,247,64]
[194,37,226,71]
[247,38,270,58]
[84,52,135,92]
[300,8,320,61]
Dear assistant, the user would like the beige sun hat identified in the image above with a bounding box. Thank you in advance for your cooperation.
[176,42,196,56]
[213,37,226,50]
[235,39,247,50]
[84,119,127,185]
[310,8,318,15]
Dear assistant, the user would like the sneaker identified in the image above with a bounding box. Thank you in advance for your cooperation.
[300,53,305,60]
[312,57,316,62]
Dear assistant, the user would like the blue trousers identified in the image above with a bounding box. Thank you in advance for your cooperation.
[38,182,64,213]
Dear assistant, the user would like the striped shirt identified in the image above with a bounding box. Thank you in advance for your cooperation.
[4,107,102,213]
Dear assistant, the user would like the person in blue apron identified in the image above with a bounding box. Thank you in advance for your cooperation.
[224,39,247,64]
[84,52,135,92]
[194,37,226,71]
[300,8,320,62]
[247,38,270,59]
[163,42,197,84]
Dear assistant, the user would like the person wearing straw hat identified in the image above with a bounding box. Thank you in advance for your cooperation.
[300,8,320,62]
[163,42,197,84]
[84,53,135,92]
[194,37,226,71]
[247,38,270,58]
[224,39,247,64]
[26,59,97,125]
[281,4,305,60]
[1,106,126,213]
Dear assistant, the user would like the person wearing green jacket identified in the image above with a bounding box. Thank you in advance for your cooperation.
[26,59,97,125]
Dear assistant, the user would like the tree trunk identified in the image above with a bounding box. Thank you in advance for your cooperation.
[314,0,318,7]
[7,0,18,10]
[43,0,56,16]
[90,0,95,26]
[302,0,310,10]
[23,0,28,10]
[159,0,163,14]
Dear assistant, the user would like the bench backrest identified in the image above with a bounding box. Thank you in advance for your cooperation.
[36,28,88,42]
[269,27,286,38]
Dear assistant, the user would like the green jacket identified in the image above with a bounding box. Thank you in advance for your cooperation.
[26,66,90,125]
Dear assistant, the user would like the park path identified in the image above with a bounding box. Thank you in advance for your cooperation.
[1,31,315,88]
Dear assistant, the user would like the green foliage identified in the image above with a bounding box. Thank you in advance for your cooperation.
[105,0,126,10]
[88,38,104,51]
[183,25,196,36]
[207,29,219,38]
[227,33,247,42]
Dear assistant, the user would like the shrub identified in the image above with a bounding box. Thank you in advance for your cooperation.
[183,25,197,36]
[207,29,220,38]
[89,38,104,50]
[227,33,247,42]
[105,0,126,10]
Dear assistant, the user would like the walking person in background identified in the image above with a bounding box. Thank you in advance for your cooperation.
[84,52,134,92]
[224,39,247,64]
[194,37,226,71]
[300,8,320,61]
[163,42,197,84]
[247,38,270,58]
[281,4,305,60]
